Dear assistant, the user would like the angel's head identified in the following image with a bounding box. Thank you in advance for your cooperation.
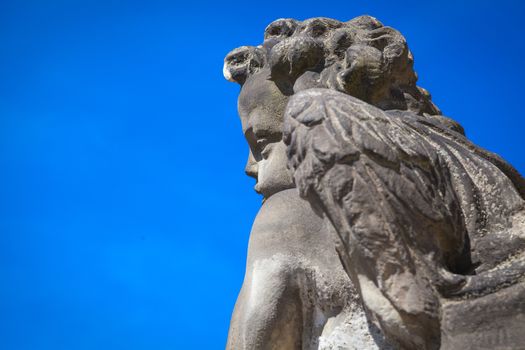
[224,15,440,198]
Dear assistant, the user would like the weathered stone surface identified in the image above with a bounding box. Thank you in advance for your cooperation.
[224,15,525,350]
[284,88,525,349]
[226,189,390,349]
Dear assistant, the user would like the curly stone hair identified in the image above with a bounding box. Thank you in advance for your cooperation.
[223,15,440,116]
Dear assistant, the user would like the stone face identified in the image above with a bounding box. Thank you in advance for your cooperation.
[224,15,525,350]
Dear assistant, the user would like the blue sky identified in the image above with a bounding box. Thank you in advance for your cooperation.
[1,1,524,349]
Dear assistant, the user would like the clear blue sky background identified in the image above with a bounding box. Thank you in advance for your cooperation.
[1,1,524,349]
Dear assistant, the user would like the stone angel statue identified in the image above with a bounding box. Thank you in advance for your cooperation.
[224,15,525,350]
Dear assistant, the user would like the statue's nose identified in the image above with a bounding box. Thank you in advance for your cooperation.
[244,150,258,179]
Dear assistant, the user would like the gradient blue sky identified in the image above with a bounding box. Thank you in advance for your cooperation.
[1,1,524,349]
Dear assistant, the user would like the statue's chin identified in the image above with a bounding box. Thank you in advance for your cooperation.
[255,181,295,199]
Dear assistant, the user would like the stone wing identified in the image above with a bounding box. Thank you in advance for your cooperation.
[283,88,467,349]
[283,88,525,349]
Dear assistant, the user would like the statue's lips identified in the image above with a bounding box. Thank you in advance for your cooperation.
[252,140,295,200]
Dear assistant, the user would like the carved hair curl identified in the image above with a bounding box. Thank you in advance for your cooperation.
[224,16,440,116]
